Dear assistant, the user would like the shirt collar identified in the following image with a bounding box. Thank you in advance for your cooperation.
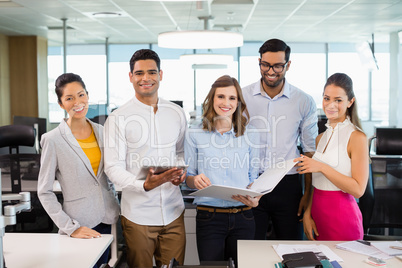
[325,116,352,131]
[253,78,290,100]
[214,127,236,137]
[132,95,160,111]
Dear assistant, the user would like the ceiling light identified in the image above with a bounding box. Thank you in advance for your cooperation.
[158,30,243,49]
[92,12,122,18]
[356,42,378,70]
[192,64,228,69]
[142,0,205,1]
[180,54,233,65]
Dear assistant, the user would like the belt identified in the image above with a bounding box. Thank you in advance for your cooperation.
[196,206,252,214]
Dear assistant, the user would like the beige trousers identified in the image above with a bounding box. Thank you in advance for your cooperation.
[121,212,186,268]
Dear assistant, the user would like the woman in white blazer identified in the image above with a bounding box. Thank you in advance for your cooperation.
[38,73,120,268]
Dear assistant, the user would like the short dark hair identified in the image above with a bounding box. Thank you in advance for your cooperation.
[129,49,161,73]
[259,39,291,62]
[55,73,87,104]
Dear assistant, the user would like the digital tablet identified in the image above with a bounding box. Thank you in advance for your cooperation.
[137,165,188,180]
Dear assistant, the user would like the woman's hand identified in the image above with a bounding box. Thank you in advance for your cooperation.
[232,194,262,208]
[294,154,323,174]
[193,174,211,189]
[70,226,101,239]
[303,212,318,241]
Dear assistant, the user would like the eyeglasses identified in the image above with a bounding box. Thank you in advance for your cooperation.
[259,61,288,73]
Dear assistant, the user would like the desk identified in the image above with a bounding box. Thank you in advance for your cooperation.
[1,176,121,267]
[238,240,402,268]
[3,233,113,268]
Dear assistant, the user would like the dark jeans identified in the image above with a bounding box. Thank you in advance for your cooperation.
[196,207,255,265]
[92,223,112,268]
[253,174,303,240]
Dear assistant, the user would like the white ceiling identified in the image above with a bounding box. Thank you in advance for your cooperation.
[0,0,401,47]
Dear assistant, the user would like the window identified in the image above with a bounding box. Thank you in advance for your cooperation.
[48,41,391,125]
[47,45,107,122]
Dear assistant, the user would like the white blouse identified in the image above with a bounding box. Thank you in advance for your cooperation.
[312,118,356,191]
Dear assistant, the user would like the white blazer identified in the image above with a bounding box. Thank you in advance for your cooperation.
[38,119,120,236]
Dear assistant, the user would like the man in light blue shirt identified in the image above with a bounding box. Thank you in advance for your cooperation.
[242,38,318,240]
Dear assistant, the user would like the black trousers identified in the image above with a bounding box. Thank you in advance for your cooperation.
[252,174,303,240]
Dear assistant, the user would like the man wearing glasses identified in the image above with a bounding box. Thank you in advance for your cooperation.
[242,38,318,240]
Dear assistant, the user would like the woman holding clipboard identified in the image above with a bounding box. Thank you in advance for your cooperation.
[184,75,260,265]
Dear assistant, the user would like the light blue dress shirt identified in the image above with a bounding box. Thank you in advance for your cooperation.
[242,79,318,174]
[185,125,260,207]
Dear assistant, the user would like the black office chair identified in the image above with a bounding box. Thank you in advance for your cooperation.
[0,124,54,233]
[13,115,47,151]
[317,114,327,134]
[359,127,402,240]
[91,114,108,126]
[167,258,235,268]
[0,125,35,154]
[358,163,375,238]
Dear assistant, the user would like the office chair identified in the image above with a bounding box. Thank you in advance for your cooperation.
[0,125,35,154]
[358,164,375,238]
[91,114,108,126]
[0,124,54,233]
[166,258,235,268]
[13,115,47,152]
[360,127,402,240]
[317,114,327,134]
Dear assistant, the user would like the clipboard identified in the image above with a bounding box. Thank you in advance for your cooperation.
[189,159,297,201]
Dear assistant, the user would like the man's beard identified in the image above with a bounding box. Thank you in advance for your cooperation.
[262,73,285,88]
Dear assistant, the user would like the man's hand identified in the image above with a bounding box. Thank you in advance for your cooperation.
[298,193,309,217]
[171,171,186,186]
[143,168,185,191]
[71,226,101,239]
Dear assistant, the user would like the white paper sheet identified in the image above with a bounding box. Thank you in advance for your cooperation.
[189,159,297,201]
[336,241,392,259]
[249,158,297,193]
[371,241,402,256]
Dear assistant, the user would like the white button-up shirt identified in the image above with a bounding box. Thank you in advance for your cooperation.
[104,96,186,226]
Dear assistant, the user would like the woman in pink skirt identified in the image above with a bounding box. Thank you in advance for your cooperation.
[295,73,369,241]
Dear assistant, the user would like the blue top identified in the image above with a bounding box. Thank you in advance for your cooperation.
[242,79,318,174]
[185,125,260,207]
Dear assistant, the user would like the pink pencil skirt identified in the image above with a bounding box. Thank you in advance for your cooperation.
[311,188,363,241]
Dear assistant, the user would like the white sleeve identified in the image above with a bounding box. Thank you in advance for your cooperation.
[103,114,146,192]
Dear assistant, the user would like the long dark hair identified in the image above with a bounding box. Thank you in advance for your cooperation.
[202,75,249,137]
[324,73,363,131]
